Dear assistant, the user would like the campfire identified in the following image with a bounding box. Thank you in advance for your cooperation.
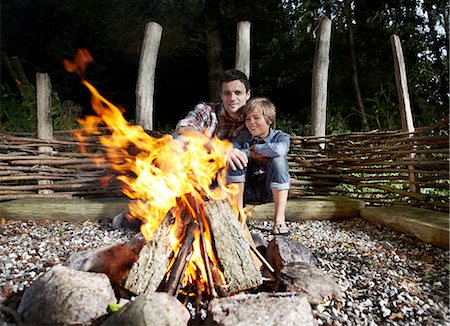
[64,49,265,302]
[13,50,342,326]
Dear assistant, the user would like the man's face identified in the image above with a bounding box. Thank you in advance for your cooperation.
[220,80,251,119]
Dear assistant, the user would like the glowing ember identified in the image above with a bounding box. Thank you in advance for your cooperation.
[64,49,238,295]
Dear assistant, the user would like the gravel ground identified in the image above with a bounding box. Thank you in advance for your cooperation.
[0,216,449,325]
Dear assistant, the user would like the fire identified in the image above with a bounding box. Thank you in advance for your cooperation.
[65,49,236,295]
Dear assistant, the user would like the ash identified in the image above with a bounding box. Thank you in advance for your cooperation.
[1,217,449,325]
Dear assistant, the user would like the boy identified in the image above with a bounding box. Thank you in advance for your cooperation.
[227,97,291,235]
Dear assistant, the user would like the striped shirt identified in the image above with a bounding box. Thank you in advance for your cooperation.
[176,102,244,140]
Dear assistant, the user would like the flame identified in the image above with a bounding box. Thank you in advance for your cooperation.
[66,49,235,295]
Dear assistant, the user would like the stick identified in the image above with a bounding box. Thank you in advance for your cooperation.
[248,243,275,274]
[193,197,218,298]
[164,223,197,296]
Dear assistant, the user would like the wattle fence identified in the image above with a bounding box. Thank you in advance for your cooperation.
[0,117,448,212]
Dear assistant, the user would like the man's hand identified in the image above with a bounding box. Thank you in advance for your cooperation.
[227,148,248,171]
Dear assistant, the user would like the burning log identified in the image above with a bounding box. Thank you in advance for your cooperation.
[203,199,263,294]
[124,214,175,295]
[124,198,263,298]
[160,222,198,296]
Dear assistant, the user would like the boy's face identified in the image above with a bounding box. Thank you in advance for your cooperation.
[245,109,270,138]
[220,80,250,119]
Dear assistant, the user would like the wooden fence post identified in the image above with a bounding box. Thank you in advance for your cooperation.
[136,22,163,131]
[36,72,54,195]
[235,21,251,78]
[311,17,332,146]
[390,34,417,195]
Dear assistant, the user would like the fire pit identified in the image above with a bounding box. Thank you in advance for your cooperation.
[64,49,266,297]
[8,50,344,325]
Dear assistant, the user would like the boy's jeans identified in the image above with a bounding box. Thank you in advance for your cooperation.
[227,156,290,196]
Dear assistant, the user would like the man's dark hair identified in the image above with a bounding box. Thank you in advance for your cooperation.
[220,69,251,91]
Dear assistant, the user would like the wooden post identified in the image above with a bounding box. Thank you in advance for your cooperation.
[311,17,332,147]
[390,34,417,195]
[36,72,54,195]
[235,21,251,78]
[136,22,162,131]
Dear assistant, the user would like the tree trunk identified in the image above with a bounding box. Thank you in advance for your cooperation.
[345,1,369,131]
[205,0,223,101]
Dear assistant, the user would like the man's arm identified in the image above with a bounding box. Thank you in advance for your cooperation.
[175,102,216,138]
[176,126,201,136]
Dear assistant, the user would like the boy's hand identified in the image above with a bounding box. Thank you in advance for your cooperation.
[227,148,248,170]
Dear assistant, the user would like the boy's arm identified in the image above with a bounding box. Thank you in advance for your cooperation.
[252,131,290,158]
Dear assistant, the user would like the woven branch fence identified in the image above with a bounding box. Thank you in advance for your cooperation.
[1,118,448,212]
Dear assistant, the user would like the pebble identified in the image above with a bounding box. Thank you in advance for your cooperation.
[251,218,449,325]
[0,217,449,325]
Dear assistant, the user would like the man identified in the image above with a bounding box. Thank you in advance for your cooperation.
[176,69,250,171]
[114,69,251,230]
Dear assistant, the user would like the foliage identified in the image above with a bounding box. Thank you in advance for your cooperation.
[0,84,37,132]
[0,0,448,133]
[0,83,80,132]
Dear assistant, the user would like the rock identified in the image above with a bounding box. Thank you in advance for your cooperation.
[102,292,190,326]
[63,233,146,286]
[209,292,316,326]
[17,265,116,325]
[266,236,318,274]
[279,262,343,305]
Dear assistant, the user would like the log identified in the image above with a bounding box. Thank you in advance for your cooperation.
[248,196,365,221]
[162,223,197,296]
[124,214,175,295]
[360,206,449,250]
[0,197,129,221]
[203,199,263,294]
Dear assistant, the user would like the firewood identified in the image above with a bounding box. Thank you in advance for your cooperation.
[160,222,197,296]
[124,214,176,295]
[203,199,263,294]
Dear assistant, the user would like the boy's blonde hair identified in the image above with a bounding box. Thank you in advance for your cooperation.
[242,97,276,127]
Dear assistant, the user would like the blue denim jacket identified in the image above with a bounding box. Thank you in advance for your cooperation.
[231,128,290,158]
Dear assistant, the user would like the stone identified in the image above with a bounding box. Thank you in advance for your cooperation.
[266,236,318,274]
[279,262,343,305]
[63,233,145,286]
[17,265,116,325]
[209,292,316,326]
[102,292,190,326]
